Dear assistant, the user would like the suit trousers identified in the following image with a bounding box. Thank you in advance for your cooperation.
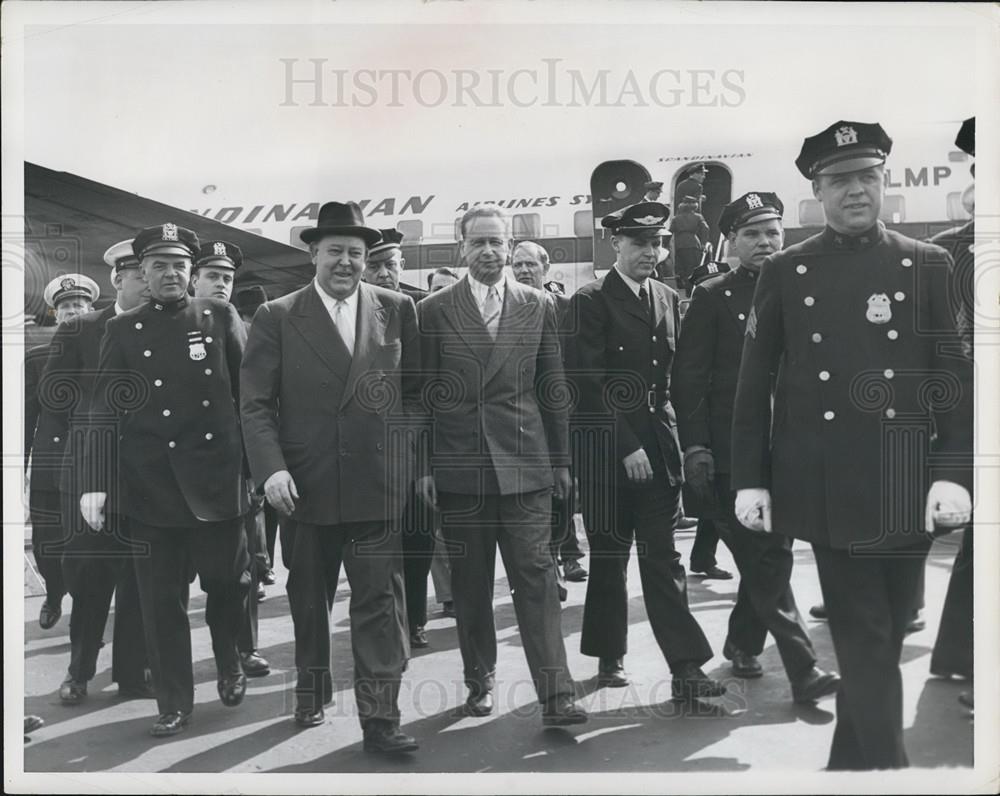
[812,540,929,770]
[551,493,584,564]
[712,475,816,679]
[287,520,407,727]
[580,476,713,670]
[690,516,721,571]
[237,508,262,654]
[130,518,249,716]
[401,486,436,632]
[430,527,453,604]
[264,503,279,570]
[30,487,67,604]
[439,489,575,703]
[930,528,973,678]
[60,494,148,686]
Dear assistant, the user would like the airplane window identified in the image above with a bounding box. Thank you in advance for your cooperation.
[879,195,905,225]
[946,192,972,222]
[512,213,541,239]
[797,199,825,227]
[289,226,310,250]
[574,210,594,238]
[397,220,423,242]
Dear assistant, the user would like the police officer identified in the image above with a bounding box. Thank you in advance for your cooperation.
[364,228,427,303]
[80,223,251,737]
[45,243,152,704]
[928,117,975,700]
[26,273,100,629]
[563,202,724,700]
[191,241,270,679]
[673,192,839,701]
[731,122,973,769]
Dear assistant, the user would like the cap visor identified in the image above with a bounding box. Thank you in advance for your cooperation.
[814,155,885,176]
[140,243,195,258]
[195,257,236,270]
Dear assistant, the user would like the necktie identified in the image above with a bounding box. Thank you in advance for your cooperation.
[334,299,354,355]
[482,286,501,340]
[638,284,652,319]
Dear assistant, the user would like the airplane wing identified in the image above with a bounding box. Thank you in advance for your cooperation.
[23,162,313,322]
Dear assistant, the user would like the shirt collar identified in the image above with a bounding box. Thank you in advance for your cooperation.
[613,265,648,298]
[467,272,507,307]
[314,278,360,313]
[113,302,125,316]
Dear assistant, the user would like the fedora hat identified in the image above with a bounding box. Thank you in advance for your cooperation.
[300,201,381,246]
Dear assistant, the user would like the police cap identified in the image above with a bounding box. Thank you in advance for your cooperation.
[368,228,404,257]
[132,223,200,260]
[102,239,140,271]
[719,192,784,235]
[196,240,243,271]
[795,121,893,179]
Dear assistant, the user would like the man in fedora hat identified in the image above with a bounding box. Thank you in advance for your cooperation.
[241,201,423,753]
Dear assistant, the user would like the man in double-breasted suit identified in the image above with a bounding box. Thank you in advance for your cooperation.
[672,193,839,701]
[81,223,251,738]
[44,242,150,705]
[241,201,421,754]
[416,207,587,727]
[563,202,724,701]
[731,122,973,769]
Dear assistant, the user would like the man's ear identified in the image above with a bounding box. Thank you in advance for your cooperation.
[811,179,822,202]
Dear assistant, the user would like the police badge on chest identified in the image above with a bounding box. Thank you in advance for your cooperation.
[866,293,892,324]
[187,330,207,360]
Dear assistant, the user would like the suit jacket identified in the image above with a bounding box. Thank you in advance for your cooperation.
[417,276,569,495]
[731,225,973,551]
[88,296,248,526]
[672,266,759,473]
[563,267,683,488]
[400,282,429,305]
[241,281,423,525]
[930,220,974,361]
[40,305,117,496]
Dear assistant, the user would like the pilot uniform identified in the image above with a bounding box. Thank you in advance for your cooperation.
[86,224,250,733]
[731,123,973,769]
[564,202,720,699]
[46,245,149,702]
[674,193,833,697]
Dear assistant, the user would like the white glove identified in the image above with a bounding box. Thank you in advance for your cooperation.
[734,488,772,532]
[925,480,972,532]
[80,492,107,531]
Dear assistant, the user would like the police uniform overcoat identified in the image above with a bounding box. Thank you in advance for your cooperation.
[731,225,973,551]
[88,296,249,527]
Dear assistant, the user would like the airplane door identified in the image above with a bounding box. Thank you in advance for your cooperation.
[590,160,652,271]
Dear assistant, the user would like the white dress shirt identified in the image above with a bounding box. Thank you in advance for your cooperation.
[314,279,359,354]
[467,272,507,310]
[613,265,648,299]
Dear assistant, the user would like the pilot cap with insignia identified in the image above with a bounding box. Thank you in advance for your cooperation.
[719,192,785,235]
[132,223,200,260]
[196,240,243,271]
[602,201,671,237]
[685,163,708,177]
[690,260,732,287]
[43,273,100,309]
[368,228,404,257]
[102,239,140,272]
[795,121,893,179]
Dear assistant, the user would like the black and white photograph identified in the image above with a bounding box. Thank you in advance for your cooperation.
[3,1,998,793]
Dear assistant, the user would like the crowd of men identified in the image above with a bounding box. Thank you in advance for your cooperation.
[24,117,975,770]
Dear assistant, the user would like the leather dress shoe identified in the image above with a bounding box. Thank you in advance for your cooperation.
[363,720,419,753]
[441,600,456,618]
[410,626,429,648]
[542,694,588,727]
[261,568,277,586]
[59,676,88,704]
[691,564,733,580]
[151,710,191,737]
[557,582,568,602]
[563,560,588,582]
[905,610,926,634]
[791,667,840,703]
[730,650,764,679]
[671,662,727,700]
[39,600,62,630]
[294,705,325,728]
[118,680,156,700]
[217,663,247,707]
[465,690,494,716]
[242,650,271,677]
[809,603,828,620]
[597,657,629,688]
[675,515,699,530]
